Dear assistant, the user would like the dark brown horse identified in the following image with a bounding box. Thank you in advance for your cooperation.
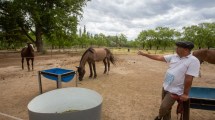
[21,43,35,71]
[77,47,115,81]
[192,49,215,64]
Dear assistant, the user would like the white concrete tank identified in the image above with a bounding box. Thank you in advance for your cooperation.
[28,87,102,120]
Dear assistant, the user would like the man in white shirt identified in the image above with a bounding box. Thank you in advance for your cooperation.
[138,41,200,120]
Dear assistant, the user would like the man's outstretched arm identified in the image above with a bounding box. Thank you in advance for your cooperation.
[137,50,166,62]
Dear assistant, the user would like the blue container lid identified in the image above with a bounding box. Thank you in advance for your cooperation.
[41,68,75,82]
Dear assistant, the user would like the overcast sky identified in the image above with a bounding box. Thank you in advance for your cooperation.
[78,0,215,40]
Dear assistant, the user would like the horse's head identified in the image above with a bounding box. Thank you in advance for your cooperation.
[77,66,86,81]
[27,43,35,52]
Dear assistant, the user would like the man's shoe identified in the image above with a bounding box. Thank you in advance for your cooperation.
[154,116,162,120]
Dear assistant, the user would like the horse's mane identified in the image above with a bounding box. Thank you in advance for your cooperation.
[80,47,94,62]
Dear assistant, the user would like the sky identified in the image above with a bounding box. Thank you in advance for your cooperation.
[78,0,215,40]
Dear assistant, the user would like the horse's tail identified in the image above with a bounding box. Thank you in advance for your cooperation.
[105,48,116,65]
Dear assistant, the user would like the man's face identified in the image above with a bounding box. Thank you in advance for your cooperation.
[176,46,186,57]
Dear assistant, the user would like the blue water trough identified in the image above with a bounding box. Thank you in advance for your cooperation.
[183,87,215,120]
[38,68,77,94]
[189,87,215,110]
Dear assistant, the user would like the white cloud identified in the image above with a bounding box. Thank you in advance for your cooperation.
[78,0,215,40]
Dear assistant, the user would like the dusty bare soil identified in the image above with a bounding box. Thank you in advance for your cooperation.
[0,51,215,120]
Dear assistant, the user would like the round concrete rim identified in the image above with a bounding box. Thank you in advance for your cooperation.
[28,87,103,113]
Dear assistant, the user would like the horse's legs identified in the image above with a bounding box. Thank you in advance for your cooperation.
[103,59,107,74]
[88,62,93,78]
[22,57,24,70]
[26,58,30,71]
[199,66,202,78]
[92,62,97,78]
[31,58,34,70]
[107,58,110,74]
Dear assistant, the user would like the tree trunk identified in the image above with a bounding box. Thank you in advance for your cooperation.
[142,43,145,49]
[35,25,43,52]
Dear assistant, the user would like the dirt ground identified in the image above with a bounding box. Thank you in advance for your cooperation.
[0,50,215,120]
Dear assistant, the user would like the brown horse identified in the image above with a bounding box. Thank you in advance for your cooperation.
[192,49,215,64]
[21,43,35,71]
[77,47,115,81]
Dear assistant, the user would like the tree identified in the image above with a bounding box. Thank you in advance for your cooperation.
[118,34,127,47]
[78,25,89,48]
[93,33,106,47]
[155,27,176,50]
[146,29,156,50]
[1,0,90,52]
[127,40,138,48]
[199,23,215,49]
[182,23,215,49]
[106,35,116,47]
[136,30,147,49]
[0,1,28,49]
